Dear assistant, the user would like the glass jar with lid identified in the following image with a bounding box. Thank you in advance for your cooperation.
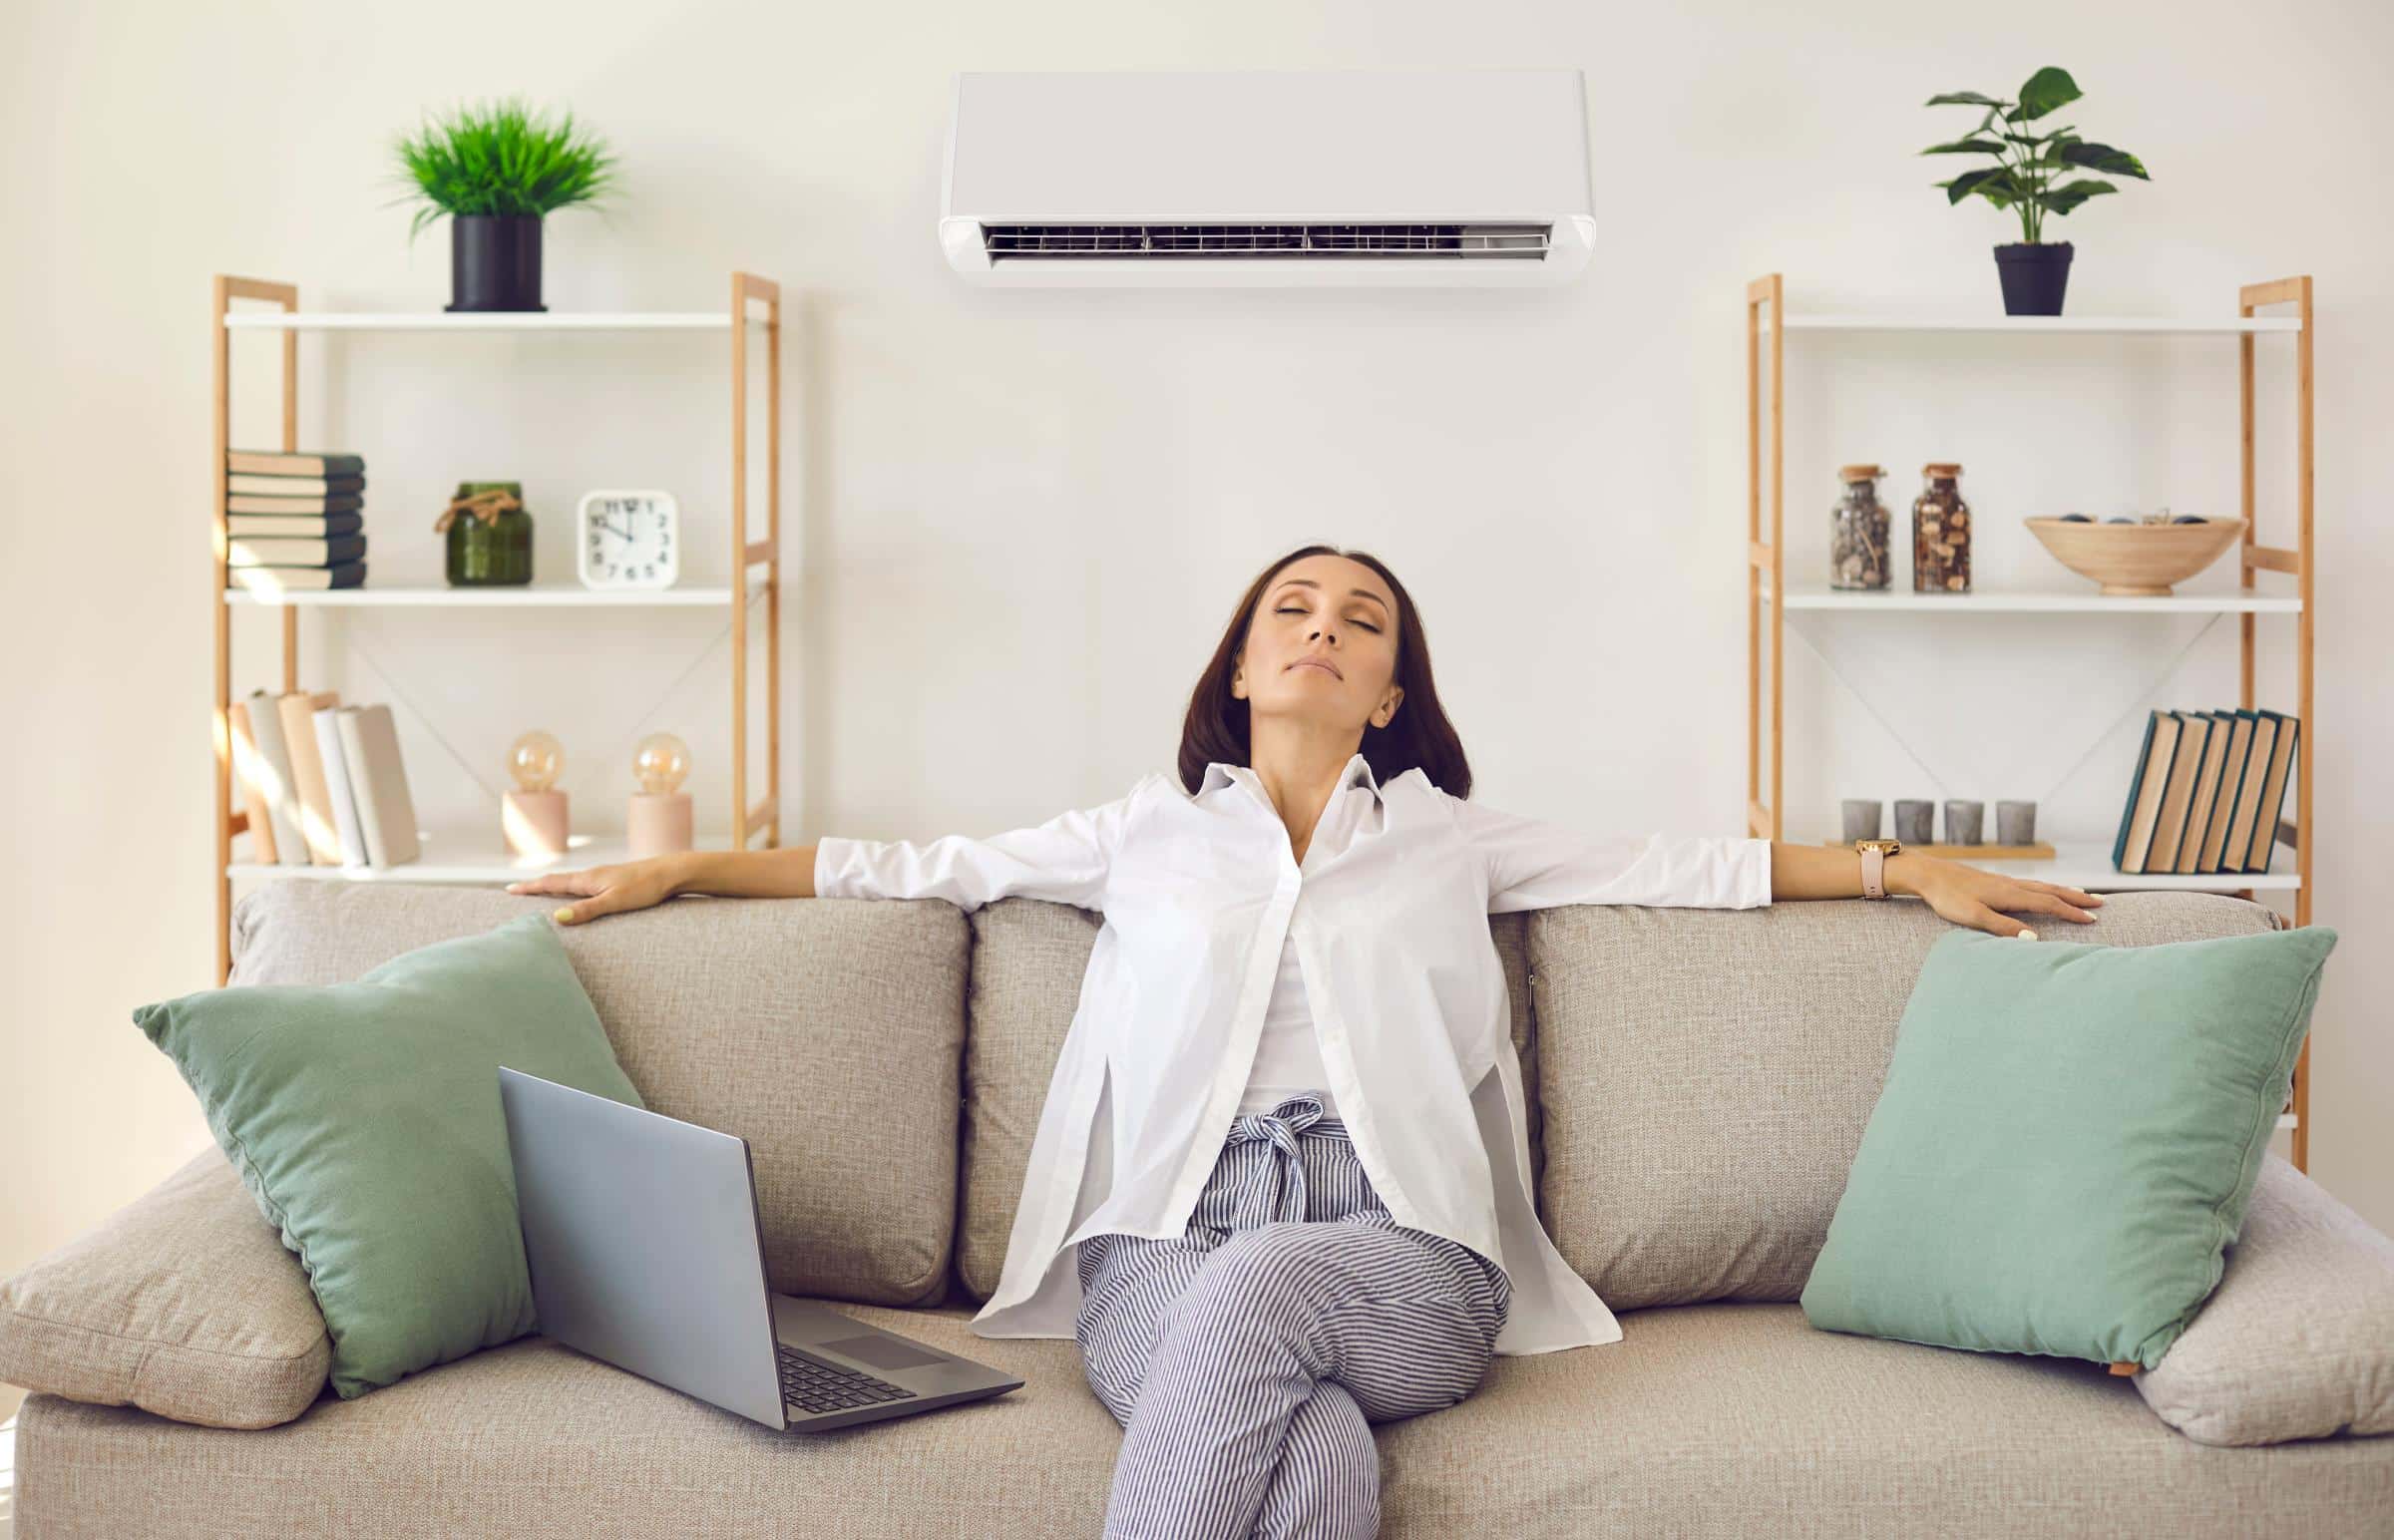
[440,480,535,586]
[1912,463,1972,593]
[1829,464,1891,590]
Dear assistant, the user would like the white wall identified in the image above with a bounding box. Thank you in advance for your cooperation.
[6,0,2389,1421]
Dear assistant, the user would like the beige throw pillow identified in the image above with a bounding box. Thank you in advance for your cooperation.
[0,1145,330,1429]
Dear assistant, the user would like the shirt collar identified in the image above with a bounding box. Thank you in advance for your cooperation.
[1199,751,1383,807]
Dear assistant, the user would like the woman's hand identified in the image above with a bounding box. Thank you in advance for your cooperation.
[505,855,686,925]
[1895,854,2104,940]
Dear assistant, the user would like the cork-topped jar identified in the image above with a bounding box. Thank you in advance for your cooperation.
[1912,463,1972,593]
[1830,464,1891,590]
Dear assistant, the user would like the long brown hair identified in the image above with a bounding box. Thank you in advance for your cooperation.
[1174,545,1473,799]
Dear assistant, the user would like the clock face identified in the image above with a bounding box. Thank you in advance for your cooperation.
[577,491,679,588]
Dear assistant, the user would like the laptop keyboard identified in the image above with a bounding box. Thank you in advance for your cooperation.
[778,1343,920,1415]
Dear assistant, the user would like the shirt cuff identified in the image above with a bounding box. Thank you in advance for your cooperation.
[1745,837,1775,908]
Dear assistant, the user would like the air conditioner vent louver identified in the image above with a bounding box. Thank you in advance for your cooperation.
[982,222,1553,261]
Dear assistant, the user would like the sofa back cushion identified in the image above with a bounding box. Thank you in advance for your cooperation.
[1527,891,2280,1311]
[231,881,969,1307]
[955,901,1542,1301]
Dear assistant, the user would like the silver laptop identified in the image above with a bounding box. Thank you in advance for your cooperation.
[497,1065,1023,1431]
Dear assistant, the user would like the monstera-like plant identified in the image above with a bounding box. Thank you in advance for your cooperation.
[1921,66,2151,316]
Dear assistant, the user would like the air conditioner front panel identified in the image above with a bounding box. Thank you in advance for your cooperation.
[942,70,1595,285]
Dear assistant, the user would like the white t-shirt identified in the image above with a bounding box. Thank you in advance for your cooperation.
[1234,930,1340,1118]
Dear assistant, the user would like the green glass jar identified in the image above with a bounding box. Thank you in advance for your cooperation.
[445,480,534,586]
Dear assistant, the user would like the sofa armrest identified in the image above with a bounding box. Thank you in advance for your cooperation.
[2136,1153,2394,1446]
[0,1145,329,1429]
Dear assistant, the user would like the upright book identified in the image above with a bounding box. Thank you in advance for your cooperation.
[2194,710,2259,875]
[2112,709,2182,875]
[228,690,296,865]
[2144,711,2213,874]
[312,704,369,869]
[335,704,422,868]
[2172,711,2235,876]
[275,689,344,865]
[2239,710,2300,874]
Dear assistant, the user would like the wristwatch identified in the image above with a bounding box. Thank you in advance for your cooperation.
[1856,838,1902,900]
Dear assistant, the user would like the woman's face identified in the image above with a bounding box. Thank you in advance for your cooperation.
[1232,555,1403,735]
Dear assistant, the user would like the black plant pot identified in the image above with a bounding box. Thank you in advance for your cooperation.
[448,214,547,312]
[1993,241,2073,317]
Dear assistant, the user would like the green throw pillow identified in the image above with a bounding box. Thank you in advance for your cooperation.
[1800,923,2337,1371]
[134,911,643,1398]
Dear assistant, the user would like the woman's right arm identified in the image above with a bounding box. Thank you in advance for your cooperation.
[506,845,820,925]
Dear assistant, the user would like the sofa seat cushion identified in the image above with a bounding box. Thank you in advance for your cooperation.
[0,1146,329,1430]
[1529,891,2280,1311]
[956,899,1544,1302]
[20,1301,2392,1537]
[229,881,970,1308]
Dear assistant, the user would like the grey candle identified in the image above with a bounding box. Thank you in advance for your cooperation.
[1998,800,2037,845]
[1841,799,1883,842]
[1944,800,1984,845]
[1894,799,1934,845]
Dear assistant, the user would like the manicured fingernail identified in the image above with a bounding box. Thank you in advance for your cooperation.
[554,908,574,923]
[2017,929,2037,941]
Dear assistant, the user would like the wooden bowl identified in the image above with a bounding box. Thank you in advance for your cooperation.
[2023,517,2247,596]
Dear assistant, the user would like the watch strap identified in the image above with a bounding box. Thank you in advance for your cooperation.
[1861,845,1888,901]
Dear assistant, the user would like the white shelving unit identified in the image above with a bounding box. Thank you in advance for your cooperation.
[1773,313,2301,335]
[223,578,769,607]
[1758,578,2302,615]
[1744,273,2317,1169]
[222,311,761,332]
[225,828,738,886]
[211,273,786,985]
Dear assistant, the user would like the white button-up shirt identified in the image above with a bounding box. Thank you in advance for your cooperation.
[812,751,1774,1354]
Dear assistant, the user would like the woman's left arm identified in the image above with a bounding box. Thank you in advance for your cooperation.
[1770,842,2104,941]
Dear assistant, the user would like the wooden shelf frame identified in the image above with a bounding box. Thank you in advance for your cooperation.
[1743,274,2316,1172]
[209,271,785,985]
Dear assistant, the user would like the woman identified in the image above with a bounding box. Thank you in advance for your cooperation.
[510,545,2104,1539]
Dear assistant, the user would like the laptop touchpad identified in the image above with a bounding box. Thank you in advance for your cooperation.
[821,1335,948,1370]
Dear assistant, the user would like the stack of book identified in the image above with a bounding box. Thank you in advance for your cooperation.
[228,690,421,869]
[224,450,368,591]
[2113,707,2300,877]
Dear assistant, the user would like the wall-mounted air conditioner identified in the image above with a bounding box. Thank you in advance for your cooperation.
[940,69,1596,287]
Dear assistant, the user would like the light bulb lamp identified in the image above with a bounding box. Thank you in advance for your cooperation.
[626,731,693,860]
[503,729,570,858]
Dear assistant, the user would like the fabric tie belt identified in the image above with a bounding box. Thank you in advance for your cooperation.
[1223,1092,1342,1227]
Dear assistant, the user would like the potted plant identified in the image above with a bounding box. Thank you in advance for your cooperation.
[1919,67,2150,316]
[393,98,616,313]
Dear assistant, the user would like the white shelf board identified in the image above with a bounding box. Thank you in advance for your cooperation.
[221,311,756,332]
[1773,313,2302,335]
[222,578,767,607]
[1861,837,2300,893]
[227,829,749,885]
[1759,578,2301,614]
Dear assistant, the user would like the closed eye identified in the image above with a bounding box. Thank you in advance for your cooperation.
[1277,604,1380,633]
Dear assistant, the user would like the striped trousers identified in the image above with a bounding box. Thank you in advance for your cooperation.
[1073,1091,1512,1539]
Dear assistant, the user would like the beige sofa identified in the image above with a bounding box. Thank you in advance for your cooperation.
[8,880,2392,1536]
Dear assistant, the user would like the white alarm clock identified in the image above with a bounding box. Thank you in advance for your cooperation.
[576,490,680,589]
